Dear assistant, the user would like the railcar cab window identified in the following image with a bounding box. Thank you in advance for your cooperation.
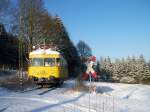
[44,58,55,66]
[63,59,67,67]
[60,57,67,67]
[56,58,61,66]
[31,58,44,66]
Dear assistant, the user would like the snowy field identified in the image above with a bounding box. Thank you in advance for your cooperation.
[0,80,150,112]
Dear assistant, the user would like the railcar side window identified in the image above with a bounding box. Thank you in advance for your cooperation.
[61,57,67,66]
[63,59,67,66]
[44,58,55,66]
[31,58,44,66]
[56,58,61,66]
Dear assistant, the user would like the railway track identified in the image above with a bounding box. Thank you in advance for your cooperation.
[21,86,43,93]
[38,86,57,95]
[21,85,57,95]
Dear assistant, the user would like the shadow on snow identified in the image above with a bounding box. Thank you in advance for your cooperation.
[96,86,114,94]
[31,92,86,112]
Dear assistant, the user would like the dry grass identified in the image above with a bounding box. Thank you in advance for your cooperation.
[64,77,97,94]
[140,78,150,85]
[74,77,89,92]
[0,73,35,91]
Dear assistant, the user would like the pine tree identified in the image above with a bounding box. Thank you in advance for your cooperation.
[99,57,106,81]
[143,64,150,79]
[96,61,101,76]
[99,57,113,81]
[148,60,150,69]
[141,64,150,84]
[112,58,123,82]
[135,54,145,83]
[105,56,113,81]
[112,63,120,82]
[129,56,137,79]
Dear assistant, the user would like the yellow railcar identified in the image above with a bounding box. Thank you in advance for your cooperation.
[28,48,68,85]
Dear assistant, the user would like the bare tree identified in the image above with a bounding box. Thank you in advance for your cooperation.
[77,40,92,59]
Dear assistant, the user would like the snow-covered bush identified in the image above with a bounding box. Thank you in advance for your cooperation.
[120,76,136,84]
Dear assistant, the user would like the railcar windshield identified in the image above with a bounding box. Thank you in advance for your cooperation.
[30,58,62,66]
[31,58,44,66]
[56,58,61,66]
[44,58,55,66]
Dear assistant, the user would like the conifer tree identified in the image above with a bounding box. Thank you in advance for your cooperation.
[143,64,150,80]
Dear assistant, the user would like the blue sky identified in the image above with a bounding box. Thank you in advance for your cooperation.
[44,0,150,60]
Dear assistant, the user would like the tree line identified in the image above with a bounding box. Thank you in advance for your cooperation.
[97,55,150,84]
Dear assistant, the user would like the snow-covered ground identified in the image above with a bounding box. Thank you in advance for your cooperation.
[0,80,150,112]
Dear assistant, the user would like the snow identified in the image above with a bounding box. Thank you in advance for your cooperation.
[30,49,60,55]
[0,80,150,112]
